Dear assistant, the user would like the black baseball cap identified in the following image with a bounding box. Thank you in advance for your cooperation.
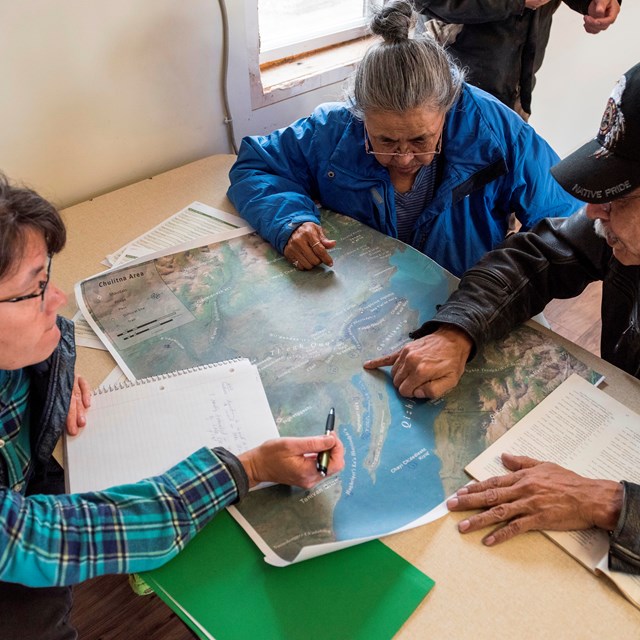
[551,62,640,204]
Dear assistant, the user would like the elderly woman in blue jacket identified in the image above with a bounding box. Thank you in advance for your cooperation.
[227,0,581,278]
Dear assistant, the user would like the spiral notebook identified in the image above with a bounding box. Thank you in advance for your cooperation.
[64,358,278,493]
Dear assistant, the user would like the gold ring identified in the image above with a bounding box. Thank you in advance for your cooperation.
[311,241,321,248]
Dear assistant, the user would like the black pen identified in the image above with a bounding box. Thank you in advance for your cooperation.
[316,407,335,477]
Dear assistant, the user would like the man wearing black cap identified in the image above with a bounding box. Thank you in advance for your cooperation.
[365,62,640,572]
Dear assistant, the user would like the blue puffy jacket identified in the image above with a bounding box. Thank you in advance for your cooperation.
[227,84,581,276]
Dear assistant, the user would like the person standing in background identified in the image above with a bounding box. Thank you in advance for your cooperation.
[414,0,620,119]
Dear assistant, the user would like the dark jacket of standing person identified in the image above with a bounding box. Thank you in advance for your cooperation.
[416,0,592,115]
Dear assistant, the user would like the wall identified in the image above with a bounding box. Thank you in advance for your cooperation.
[0,1,228,207]
[225,0,346,142]
[0,1,638,208]
[530,2,640,157]
[0,0,345,208]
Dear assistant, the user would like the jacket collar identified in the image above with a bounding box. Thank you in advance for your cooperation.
[329,112,388,181]
[326,86,510,191]
[439,85,508,197]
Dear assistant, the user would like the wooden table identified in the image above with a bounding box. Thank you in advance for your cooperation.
[59,155,640,640]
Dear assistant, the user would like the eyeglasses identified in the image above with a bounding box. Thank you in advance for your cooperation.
[600,193,640,214]
[364,126,442,158]
[0,254,52,309]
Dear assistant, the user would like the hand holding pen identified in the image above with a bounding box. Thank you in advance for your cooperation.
[317,407,336,476]
[238,431,344,490]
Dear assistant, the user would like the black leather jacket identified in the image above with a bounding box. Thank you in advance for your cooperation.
[412,210,640,573]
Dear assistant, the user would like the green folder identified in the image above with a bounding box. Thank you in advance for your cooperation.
[143,511,434,640]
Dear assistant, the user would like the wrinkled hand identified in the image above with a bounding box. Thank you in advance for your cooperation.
[447,452,623,546]
[284,222,336,270]
[238,434,345,489]
[66,375,91,435]
[583,0,620,33]
[363,325,473,399]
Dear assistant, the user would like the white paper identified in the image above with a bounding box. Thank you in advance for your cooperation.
[466,373,640,608]
[106,201,252,267]
[65,359,277,493]
[100,365,129,387]
[72,309,108,350]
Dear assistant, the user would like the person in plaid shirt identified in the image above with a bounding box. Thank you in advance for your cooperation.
[0,173,344,639]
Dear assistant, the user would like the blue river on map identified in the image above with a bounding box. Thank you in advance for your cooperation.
[332,376,446,539]
[332,248,452,539]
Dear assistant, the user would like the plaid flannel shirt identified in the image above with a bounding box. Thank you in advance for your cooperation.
[0,370,240,587]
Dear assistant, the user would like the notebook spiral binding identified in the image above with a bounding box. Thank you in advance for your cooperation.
[93,357,246,395]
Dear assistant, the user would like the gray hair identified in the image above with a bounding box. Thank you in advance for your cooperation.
[346,0,465,119]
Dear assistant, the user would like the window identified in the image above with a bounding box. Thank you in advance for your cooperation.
[259,0,372,65]
[239,0,374,111]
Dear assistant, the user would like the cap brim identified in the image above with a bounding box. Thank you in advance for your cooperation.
[551,138,640,204]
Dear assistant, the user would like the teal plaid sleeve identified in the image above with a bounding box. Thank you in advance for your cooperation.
[0,447,240,587]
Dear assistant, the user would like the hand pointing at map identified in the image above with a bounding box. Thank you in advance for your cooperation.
[284,222,336,270]
[364,325,474,399]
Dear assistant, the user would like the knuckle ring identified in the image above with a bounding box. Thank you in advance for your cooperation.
[311,241,321,248]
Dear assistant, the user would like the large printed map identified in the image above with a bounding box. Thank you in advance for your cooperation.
[78,212,600,564]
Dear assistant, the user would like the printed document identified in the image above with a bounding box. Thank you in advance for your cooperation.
[466,373,640,609]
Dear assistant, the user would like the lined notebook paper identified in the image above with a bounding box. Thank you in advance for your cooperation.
[65,359,278,493]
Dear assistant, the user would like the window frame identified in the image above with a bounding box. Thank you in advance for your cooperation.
[259,16,369,65]
[247,0,372,109]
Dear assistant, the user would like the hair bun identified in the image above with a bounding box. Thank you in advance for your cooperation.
[369,0,415,43]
